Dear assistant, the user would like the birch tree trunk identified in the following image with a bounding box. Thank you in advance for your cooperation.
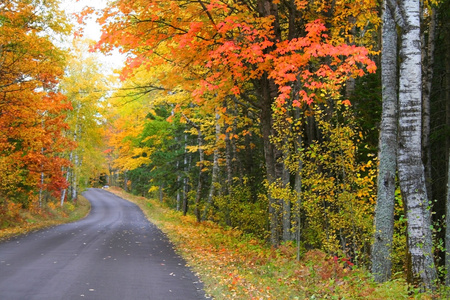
[71,151,79,202]
[60,163,71,207]
[182,133,189,216]
[194,127,204,222]
[202,113,220,221]
[372,0,398,282]
[176,160,181,211]
[397,0,437,289]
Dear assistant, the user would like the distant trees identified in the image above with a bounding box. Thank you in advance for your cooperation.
[89,0,377,248]
[59,42,109,205]
[77,0,450,292]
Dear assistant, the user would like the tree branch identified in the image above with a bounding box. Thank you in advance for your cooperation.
[386,0,405,29]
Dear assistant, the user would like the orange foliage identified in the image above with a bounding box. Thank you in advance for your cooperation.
[84,0,377,112]
[0,0,73,205]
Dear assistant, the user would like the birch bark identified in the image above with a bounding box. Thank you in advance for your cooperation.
[372,0,398,282]
[397,0,437,289]
[202,113,220,221]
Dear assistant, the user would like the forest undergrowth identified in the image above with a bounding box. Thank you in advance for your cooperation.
[109,187,438,300]
[0,195,90,242]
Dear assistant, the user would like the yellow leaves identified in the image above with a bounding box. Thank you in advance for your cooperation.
[298,103,375,259]
[148,186,159,193]
[0,0,74,204]
[113,146,153,171]
[295,0,308,10]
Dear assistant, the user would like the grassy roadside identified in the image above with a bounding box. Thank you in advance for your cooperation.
[108,187,437,300]
[0,195,91,242]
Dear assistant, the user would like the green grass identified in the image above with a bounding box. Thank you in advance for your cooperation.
[108,187,441,300]
[0,195,91,242]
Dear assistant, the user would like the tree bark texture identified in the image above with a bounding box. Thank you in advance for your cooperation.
[202,113,221,221]
[257,0,283,247]
[372,0,398,283]
[397,0,437,289]
[421,8,437,199]
[194,127,204,222]
[260,73,280,246]
[182,133,189,216]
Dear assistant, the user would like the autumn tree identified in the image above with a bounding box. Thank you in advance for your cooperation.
[86,0,377,248]
[372,0,438,290]
[60,41,109,204]
[0,0,72,209]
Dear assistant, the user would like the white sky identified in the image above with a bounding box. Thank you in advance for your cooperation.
[61,0,125,74]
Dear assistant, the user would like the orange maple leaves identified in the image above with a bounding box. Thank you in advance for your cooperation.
[0,0,73,204]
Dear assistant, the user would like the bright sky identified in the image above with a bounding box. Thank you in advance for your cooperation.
[61,0,125,74]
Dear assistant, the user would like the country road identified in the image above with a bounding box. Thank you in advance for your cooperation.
[0,188,206,300]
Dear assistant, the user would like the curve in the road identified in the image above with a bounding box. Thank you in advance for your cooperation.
[0,188,206,300]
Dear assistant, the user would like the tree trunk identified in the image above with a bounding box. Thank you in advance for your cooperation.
[294,107,303,260]
[226,111,234,189]
[159,185,163,202]
[60,164,71,207]
[39,170,44,208]
[260,73,280,246]
[282,171,291,241]
[397,0,437,289]
[123,170,128,192]
[282,133,291,241]
[446,19,450,188]
[71,151,78,202]
[372,0,398,282]
[182,133,189,216]
[257,0,283,247]
[176,159,181,211]
[194,127,204,222]
[421,8,437,199]
[202,113,221,221]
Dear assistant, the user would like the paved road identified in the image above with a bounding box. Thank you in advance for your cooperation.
[0,188,205,300]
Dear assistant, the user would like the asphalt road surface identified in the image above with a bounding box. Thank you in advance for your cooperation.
[0,188,206,300]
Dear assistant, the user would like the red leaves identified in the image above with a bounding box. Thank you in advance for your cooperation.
[0,0,73,203]
[342,99,352,106]
[196,15,376,106]
[267,23,376,106]
[90,0,376,123]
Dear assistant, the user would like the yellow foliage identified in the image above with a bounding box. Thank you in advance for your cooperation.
[300,104,375,262]
[6,201,22,219]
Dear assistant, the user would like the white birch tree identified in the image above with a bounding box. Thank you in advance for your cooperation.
[373,0,438,289]
[372,0,398,282]
[397,0,437,289]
